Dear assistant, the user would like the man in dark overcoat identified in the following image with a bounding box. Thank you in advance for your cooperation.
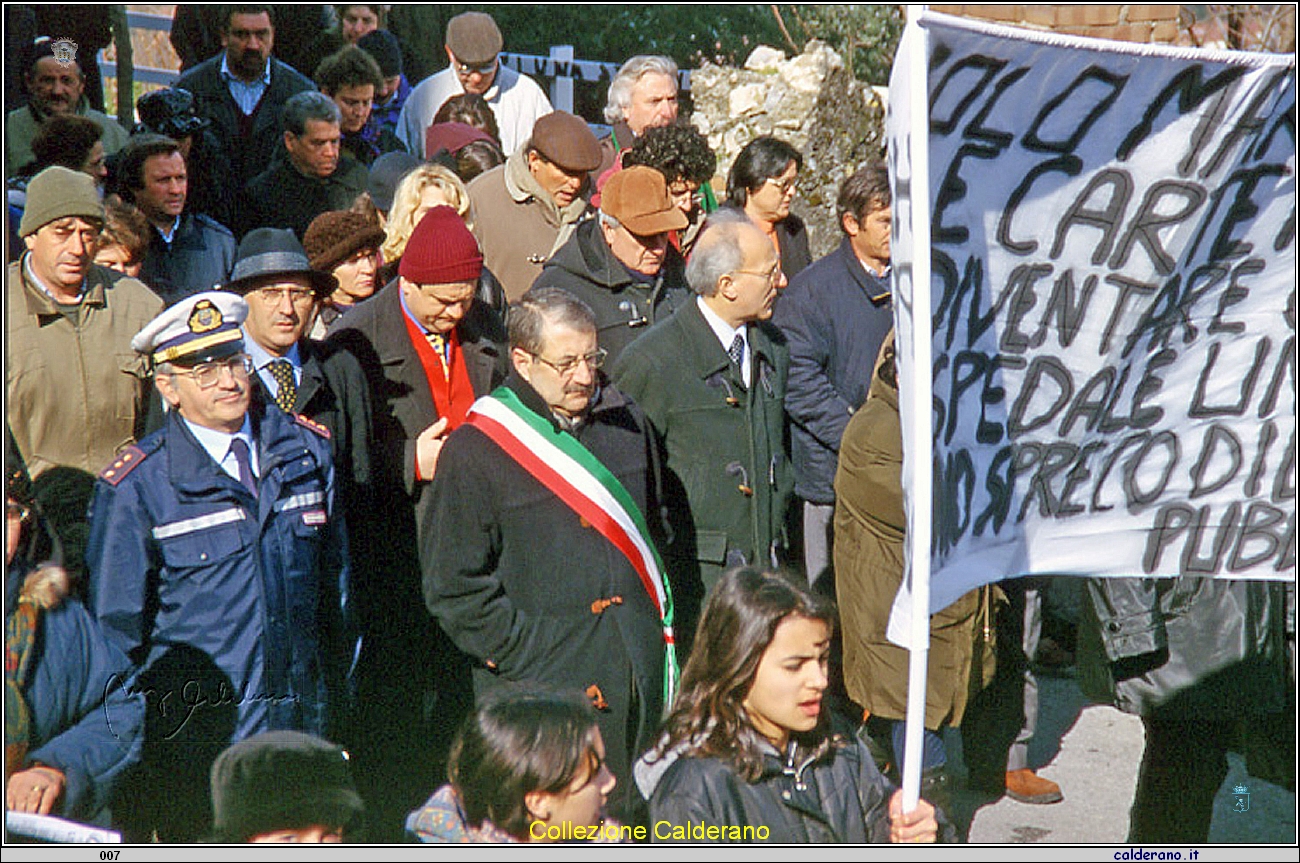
[423,287,673,826]
[327,205,507,840]
[613,211,794,653]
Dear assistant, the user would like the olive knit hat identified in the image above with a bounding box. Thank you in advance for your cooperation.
[19,166,104,237]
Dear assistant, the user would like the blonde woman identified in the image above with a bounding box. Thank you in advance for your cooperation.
[381,163,505,317]
[381,163,472,266]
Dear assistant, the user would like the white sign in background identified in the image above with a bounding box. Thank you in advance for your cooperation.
[888,13,1296,616]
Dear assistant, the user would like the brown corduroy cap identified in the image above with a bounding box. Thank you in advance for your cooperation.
[445,12,502,66]
[529,112,602,174]
[303,210,386,273]
[601,166,689,236]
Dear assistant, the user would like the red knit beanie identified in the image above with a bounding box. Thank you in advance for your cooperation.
[399,206,484,284]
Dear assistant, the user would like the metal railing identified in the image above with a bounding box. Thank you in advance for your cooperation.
[98,9,178,87]
[96,10,693,117]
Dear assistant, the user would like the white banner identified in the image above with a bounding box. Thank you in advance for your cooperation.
[888,12,1297,617]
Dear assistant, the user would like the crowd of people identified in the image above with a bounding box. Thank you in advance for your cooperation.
[5,3,1292,847]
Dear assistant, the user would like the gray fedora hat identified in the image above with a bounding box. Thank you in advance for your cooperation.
[224,228,338,297]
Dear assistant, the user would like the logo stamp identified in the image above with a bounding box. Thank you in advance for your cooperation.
[50,38,79,65]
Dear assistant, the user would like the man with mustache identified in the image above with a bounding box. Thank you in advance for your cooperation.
[468,111,602,303]
[6,37,129,180]
[422,287,673,828]
[116,133,236,306]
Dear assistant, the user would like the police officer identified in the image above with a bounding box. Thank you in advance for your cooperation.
[84,291,351,842]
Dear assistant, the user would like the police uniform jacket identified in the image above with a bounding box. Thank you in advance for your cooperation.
[84,402,350,742]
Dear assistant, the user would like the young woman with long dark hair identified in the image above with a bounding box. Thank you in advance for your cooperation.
[635,567,947,843]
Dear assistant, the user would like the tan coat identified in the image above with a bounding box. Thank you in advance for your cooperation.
[466,148,592,303]
[832,333,991,729]
[7,258,162,478]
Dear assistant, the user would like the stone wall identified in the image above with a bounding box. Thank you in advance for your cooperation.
[689,42,886,260]
[929,4,1183,44]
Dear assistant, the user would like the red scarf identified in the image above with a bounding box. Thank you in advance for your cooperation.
[402,313,476,429]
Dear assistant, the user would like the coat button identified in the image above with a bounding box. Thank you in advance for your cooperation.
[199,552,208,561]
[579,516,592,529]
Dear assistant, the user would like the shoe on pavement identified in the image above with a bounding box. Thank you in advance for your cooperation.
[1005,769,1063,804]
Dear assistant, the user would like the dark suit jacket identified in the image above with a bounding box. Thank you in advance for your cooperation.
[327,279,508,498]
[326,277,508,667]
[176,54,315,192]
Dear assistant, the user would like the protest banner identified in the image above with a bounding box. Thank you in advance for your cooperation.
[888,11,1296,623]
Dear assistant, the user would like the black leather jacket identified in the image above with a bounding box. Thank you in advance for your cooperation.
[1080,576,1293,720]
[636,721,956,844]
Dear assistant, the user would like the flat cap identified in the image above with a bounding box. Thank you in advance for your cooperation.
[601,166,689,235]
[529,112,602,174]
[445,12,502,66]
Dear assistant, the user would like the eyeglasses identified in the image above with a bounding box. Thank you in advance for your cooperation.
[668,184,703,207]
[763,175,798,196]
[732,265,782,285]
[529,348,608,376]
[171,354,254,389]
[255,286,315,305]
[454,57,498,76]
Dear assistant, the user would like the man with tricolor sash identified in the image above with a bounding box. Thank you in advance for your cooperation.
[422,287,676,827]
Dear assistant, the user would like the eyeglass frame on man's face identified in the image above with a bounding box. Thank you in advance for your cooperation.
[164,353,255,389]
[527,347,608,377]
[453,56,498,76]
[454,53,499,79]
[762,175,798,196]
[253,285,316,306]
[731,262,783,286]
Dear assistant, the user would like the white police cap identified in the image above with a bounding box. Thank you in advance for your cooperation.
[132,290,248,365]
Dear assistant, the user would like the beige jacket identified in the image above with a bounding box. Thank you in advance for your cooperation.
[467,148,592,303]
[7,258,162,478]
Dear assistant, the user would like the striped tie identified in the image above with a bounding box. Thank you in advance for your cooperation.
[269,359,297,412]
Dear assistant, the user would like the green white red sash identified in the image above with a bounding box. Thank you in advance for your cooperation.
[465,386,679,708]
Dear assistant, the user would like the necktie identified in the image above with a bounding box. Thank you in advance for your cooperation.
[727,333,745,368]
[426,331,448,367]
[229,438,258,498]
[269,359,297,413]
